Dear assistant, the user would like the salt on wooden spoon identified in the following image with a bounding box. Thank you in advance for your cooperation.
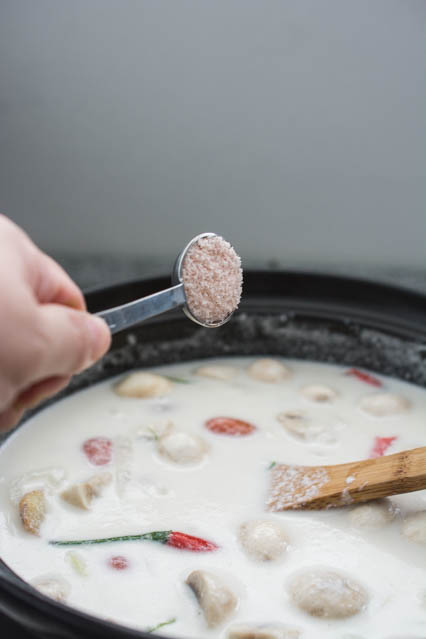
[267,446,426,511]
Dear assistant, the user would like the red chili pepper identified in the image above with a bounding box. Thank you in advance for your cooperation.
[50,530,218,552]
[345,368,382,387]
[205,417,256,436]
[166,531,218,552]
[109,555,129,570]
[369,436,397,458]
[83,437,113,465]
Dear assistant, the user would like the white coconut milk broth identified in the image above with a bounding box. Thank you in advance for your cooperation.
[0,357,425,638]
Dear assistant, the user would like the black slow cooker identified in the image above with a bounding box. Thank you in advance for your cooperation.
[1,271,426,638]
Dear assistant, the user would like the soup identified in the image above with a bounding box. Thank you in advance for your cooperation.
[0,357,425,638]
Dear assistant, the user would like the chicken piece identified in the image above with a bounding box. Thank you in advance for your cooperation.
[248,359,291,382]
[239,520,288,561]
[276,411,308,439]
[288,569,368,618]
[300,384,338,403]
[158,431,207,464]
[195,365,239,380]
[19,489,46,535]
[349,499,397,528]
[359,393,410,416]
[186,570,238,628]
[228,623,301,639]
[32,576,70,602]
[114,372,172,398]
[402,511,426,545]
[61,472,112,510]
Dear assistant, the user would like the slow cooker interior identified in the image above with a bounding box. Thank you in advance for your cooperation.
[1,271,426,639]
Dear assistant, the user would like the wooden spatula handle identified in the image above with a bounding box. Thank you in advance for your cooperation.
[330,446,426,502]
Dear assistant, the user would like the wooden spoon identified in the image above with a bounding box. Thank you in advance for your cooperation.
[267,446,426,511]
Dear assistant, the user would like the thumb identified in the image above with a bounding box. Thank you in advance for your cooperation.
[36,305,111,378]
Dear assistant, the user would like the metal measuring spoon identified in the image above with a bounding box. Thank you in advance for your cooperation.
[96,233,237,334]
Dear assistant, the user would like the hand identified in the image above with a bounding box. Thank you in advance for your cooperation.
[0,215,111,431]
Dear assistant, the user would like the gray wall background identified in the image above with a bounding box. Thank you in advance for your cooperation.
[0,0,425,275]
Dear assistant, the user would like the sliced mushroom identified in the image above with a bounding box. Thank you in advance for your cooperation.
[401,511,426,545]
[31,576,70,602]
[61,472,112,510]
[277,411,338,445]
[239,520,288,561]
[349,499,397,528]
[19,489,46,535]
[227,623,301,639]
[158,431,207,465]
[195,365,239,380]
[248,359,290,382]
[288,569,368,618]
[300,385,338,403]
[115,372,172,398]
[277,411,308,439]
[186,570,238,628]
[359,393,410,417]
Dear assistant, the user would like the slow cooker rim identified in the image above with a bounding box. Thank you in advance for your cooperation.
[84,269,426,341]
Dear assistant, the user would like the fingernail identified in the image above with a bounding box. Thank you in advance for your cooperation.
[86,315,111,363]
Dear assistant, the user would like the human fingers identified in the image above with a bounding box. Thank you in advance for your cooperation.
[0,375,71,432]
[35,305,111,378]
[0,404,25,433]
[33,251,86,310]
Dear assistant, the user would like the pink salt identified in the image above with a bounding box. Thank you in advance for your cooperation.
[181,235,242,325]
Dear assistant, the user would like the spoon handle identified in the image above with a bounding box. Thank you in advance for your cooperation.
[96,283,186,334]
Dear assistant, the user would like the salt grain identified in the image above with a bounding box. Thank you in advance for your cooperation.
[181,235,242,326]
[267,464,329,512]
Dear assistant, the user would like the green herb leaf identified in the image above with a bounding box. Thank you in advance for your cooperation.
[165,376,191,384]
[268,461,277,470]
[146,426,160,441]
[50,530,172,547]
[146,618,176,633]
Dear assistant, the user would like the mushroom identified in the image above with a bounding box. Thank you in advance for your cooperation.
[276,411,309,439]
[300,385,338,403]
[158,431,207,465]
[19,489,46,535]
[288,568,368,618]
[401,511,426,545]
[248,359,291,382]
[61,472,112,510]
[186,570,238,627]
[32,576,70,602]
[359,393,410,417]
[195,365,239,380]
[114,372,172,398]
[239,520,288,561]
[349,499,397,528]
[227,623,301,639]
[277,411,338,444]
